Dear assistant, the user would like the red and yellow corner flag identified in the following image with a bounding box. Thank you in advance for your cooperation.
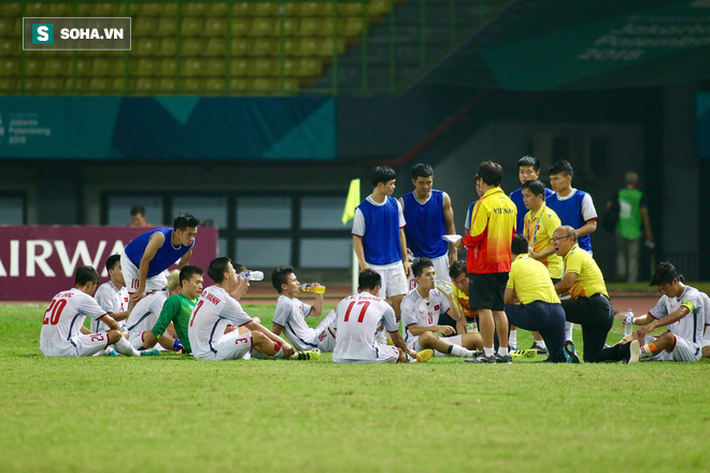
[341,178,360,224]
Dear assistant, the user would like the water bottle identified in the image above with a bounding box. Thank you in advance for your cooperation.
[434,279,453,295]
[300,283,326,294]
[623,309,634,337]
[238,271,264,281]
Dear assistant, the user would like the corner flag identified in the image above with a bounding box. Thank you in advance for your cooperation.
[341,178,360,224]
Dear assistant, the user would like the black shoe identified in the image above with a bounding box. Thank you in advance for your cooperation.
[495,353,512,364]
[465,353,496,363]
[530,342,548,356]
[563,340,580,363]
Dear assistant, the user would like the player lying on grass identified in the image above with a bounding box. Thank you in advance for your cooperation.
[332,269,434,364]
[136,266,204,354]
[401,258,481,359]
[40,265,158,357]
[188,257,319,361]
[594,262,704,364]
[271,266,336,352]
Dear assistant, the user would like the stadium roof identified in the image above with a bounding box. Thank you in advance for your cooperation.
[419,0,710,90]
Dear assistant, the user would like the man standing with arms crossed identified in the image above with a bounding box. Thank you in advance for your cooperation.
[400,163,457,287]
[352,166,410,319]
[463,161,517,364]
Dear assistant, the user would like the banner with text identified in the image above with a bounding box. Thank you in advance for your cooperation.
[0,225,218,301]
[0,96,336,160]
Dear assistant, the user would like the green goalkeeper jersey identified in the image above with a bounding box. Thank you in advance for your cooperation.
[151,293,197,352]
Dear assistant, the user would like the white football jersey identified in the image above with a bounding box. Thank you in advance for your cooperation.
[700,292,710,348]
[188,285,253,360]
[272,295,316,351]
[649,285,704,346]
[332,292,398,363]
[400,288,451,345]
[40,288,109,357]
[92,281,129,332]
[125,289,169,336]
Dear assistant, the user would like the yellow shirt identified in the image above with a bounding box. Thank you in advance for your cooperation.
[452,285,477,318]
[506,254,561,304]
[523,204,563,279]
[563,244,608,299]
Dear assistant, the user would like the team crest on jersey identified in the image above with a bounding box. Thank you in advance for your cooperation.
[434,305,440,311]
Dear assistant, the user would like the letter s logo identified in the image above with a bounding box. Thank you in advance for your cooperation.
[37,26,49,42]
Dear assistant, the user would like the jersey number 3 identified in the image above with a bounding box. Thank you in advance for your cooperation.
[343,300,370,323]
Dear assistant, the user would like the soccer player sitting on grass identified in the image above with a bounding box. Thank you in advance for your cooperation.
[126,269,180,350]
[271,266,336,353]
[188,257,319,361]
[40,266,158,357]
[136,266,204,353]
[594,262,705,364]
[401,258,481,359]
[332,269,433,364]
[92,254,130,334]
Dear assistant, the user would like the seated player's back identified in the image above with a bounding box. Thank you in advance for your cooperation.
[40,288,107,357]
[332,292,395,362]
[188,285,252,360]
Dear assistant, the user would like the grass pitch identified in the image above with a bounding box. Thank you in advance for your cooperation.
[1,304,708,473]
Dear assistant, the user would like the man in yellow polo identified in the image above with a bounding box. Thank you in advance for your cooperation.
[552,226,614,362]
[504,235,579,363]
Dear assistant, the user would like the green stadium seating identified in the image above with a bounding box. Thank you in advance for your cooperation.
[0,78,18,91]
[156,17,178,36]
[181,18,203,36]
[0,58,19,77]
[25,2,72,17]
[0,39,19,57]
[204,18,228,37]
[76,3,126,17]
[182,3,210,17]
[0,18,20,37]
[180,38,206,56]
[39,78,64,91]
[0,3,21,17]
[205,38,227,56]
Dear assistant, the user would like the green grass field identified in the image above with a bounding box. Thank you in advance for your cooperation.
[1,304,708,473]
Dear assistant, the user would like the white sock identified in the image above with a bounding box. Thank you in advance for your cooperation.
[483,346,494,357]
[450,344,474,358]
[509,330,517,347]
[534,340,547,349]
[274,347,285,359]
[497,346,508,357]
[113,336,140,356]
[565,322,574,341]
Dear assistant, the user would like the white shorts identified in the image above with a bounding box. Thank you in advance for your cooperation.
[215,331,253,361]
[407,253,451,291]
[121,249,168,294]
[410,334,462,356]
[334,345,400,364]
[314,310,337,352]
[646,334,701,362]
[368,263,408,299]
[70,332,111,357]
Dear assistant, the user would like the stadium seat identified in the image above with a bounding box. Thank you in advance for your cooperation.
[77,3,126,17]
[300,2,332,17]
[182,3,209,17]
[75,57,91,76]
[131,3,165,16]
[0,3,21,17]
[0,78,18,91]
[132,77,155,93]
[180,78,201,91]
[338,3,364,16]
[231,18,250,36]
[232,3,255,18]
[134,18,158,36]
[341,17,365,36]
[181,18,203,37]
[229,77,250,92]
[230,59,249,77]
[181,58,202,77]
[156,59,177,77]
[25,2,71,17]
[205,38,227,56]
[0,39,19,57]
[204,77,226,92]
[133,38,158,56]
[367,0,393,15]
[39,78,63,91]
[23,58,42,77]
[208,2,229,16]
[180,38,206,56]
[253,2,280,17]
[318,37,346,56]
[251,77,278,92]
[251,58,277,77]
[250,38,277,57]
[155,17,177,36]
[158,38,177,56]
[230,38,251,56]
[91,58,111,77]
[0,18,20,37]
[42,58,67,77]
[0,58,19,77]
[132,59,158,78]
[203,18,227,37]
[250,18,277,37]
